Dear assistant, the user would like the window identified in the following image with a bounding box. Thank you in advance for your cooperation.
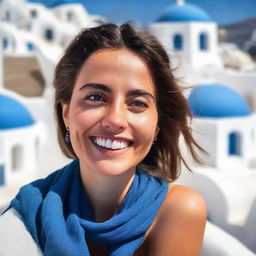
[67,11,73,22]
[0,165,4,186]
[30,10,37,18]
[12,40,16,50]
[173,34,183,51]
[228,132,241,156]
[45,29,54,41]
[199,33,208,50]
[27,42,34,51]
[27,23,31,31]
[12,145,23,171]
[3,38,8,49]
[6,11,10,21]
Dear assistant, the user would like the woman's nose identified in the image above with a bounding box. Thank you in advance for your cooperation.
[101,105,128,132]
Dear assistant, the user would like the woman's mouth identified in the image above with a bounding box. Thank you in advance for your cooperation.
[91,136,134,151]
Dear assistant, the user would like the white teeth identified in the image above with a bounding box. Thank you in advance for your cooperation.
[93,137,130,150]
[106,139,112,148]
[122,142,127,148]
[112,141,119,149]
[96,138,102,147]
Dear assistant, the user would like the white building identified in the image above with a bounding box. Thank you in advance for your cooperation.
[188,84,256,170]
[149,0,223,83]
[0,89,45,187]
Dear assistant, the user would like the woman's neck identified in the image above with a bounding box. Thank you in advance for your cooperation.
[80,165,136,222]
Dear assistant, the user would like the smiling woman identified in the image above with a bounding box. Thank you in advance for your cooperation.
[61,48,159,182]
[0,23,207,256]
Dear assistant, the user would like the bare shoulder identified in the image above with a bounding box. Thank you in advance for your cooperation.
[165,184,207,216]
[147,184,207,256]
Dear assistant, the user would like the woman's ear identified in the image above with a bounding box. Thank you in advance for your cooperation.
[154,126,160,138]
[61,103,70,128]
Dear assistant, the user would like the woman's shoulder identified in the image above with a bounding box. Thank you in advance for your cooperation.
[147,184,207,255]
[164,184,207,215]
[0,208,41,256]
[156,184,207,232]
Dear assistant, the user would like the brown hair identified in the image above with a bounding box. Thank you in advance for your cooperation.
[54,23,204,182]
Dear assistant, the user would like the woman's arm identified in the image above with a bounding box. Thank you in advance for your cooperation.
[148,185,207,256]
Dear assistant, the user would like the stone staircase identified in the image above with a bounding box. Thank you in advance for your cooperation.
[4,56,45,97]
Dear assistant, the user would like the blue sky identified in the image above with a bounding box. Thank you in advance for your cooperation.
[81,0,256,25]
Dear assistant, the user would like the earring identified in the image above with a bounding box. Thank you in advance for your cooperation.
[152,136,157,145]
[65,127,71,144]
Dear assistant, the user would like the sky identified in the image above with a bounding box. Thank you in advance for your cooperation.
[81,0,256,25]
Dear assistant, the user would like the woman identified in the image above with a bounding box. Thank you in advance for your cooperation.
[0,23,207,255]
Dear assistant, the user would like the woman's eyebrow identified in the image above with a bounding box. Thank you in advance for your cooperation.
[79,83,112,93]
[127,90,155,100]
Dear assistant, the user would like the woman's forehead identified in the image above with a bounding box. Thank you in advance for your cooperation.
[82,48,149,71]
[75,48,156,94]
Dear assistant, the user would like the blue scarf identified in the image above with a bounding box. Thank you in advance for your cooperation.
[10,159,168,256]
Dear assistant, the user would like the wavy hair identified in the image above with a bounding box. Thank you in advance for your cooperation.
[54,23,204,182]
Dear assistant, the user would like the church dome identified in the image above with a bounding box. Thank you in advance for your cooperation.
[188,84,252,118]
[156,3,212,23]
[0,94,35,130]
[27,0,81,8]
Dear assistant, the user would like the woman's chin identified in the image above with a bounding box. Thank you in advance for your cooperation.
[87,161,136,177]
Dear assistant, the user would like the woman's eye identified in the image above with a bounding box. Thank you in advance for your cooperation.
[131,100,148,108]
[85,93,105,102]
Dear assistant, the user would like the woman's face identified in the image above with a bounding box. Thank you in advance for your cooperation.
[62,48,159,176]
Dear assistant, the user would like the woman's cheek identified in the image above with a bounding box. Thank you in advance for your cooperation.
[129,113,158,145]
[130,112,158,129]
[73,109,102,127]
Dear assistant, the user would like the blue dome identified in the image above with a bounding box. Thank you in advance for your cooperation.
[157,3,211,23]
[27,0,81,8]
[188,84,252,118]
[0,94,35,130]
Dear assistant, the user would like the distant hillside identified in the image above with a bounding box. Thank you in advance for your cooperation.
[219,17,256,48]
